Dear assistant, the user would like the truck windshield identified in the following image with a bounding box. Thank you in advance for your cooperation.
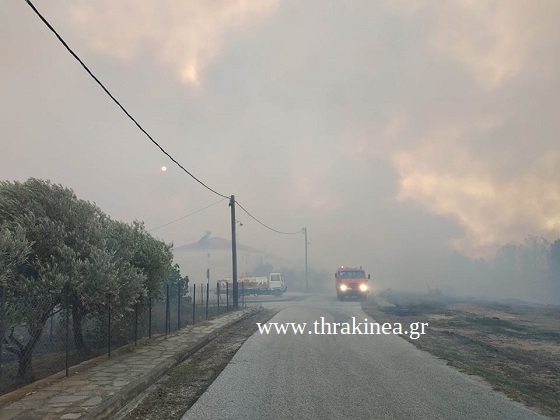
[340,271,365,279]
[270,274,281,282]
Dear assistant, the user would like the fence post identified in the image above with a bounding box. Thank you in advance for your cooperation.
[134,301,139,346]
[65,283,70,377]
[185,276,190,325]
[192,284,196,325]
[200,283,203,306]
[226,282,229,312]
[165,283,170,335]
[148,295,152,339]
[206,283,209,320]
[177,280,181,330]
[217,282,220,316]
[241,281,245,308]
[107,303,112,358]
[0,282,5,378]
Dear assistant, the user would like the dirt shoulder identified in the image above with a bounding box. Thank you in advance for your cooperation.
[118,308,277,420]
[362,293,560,418]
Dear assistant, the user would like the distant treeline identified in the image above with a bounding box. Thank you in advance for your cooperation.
[426,237,560,304]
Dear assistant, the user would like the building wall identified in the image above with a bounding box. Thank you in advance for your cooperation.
[172,250,269,285]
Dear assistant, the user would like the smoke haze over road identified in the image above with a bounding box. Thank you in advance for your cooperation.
[3,0,560,301]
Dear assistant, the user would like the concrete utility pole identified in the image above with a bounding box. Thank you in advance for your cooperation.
[304,227,308,292]
[230,195,238,308]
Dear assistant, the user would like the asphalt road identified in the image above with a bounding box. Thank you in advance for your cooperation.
[182,294,546,419]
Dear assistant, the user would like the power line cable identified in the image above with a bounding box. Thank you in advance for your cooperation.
[25,0,304,237]
[148,198,227,232]
[235,200,303,235]
[24,0,229,200]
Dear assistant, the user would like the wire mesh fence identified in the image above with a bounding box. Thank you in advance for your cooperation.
[0,281,234,397]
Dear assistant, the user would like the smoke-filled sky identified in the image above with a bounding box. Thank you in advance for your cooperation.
[2,0,560,288]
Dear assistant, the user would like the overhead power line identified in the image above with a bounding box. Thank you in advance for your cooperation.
[24,0,229,200]
[235,200,303,235]
[148,198,227,232]
[25,0,303,237]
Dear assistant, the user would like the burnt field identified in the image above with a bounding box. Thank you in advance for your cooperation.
[362,292,560,418]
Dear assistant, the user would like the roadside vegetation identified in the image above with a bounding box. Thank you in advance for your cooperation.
[0,178,177,386]
[362,290,560,417]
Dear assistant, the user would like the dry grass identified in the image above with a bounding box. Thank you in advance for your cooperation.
[362,293,560,418]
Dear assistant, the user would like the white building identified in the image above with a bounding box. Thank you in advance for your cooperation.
[172,232,273,285]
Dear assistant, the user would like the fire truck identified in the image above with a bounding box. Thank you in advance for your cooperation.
[335,266,370,300]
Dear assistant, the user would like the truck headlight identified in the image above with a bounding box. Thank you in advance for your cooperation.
[359,284,368,292]
[340,284,348,292]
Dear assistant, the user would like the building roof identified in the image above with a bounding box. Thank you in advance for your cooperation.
[173,232,266,255]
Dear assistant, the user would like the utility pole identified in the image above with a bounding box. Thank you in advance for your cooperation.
[230,195,238,308]
[304,227,308,292]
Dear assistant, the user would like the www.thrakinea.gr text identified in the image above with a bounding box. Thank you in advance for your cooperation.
[256,317,429,340]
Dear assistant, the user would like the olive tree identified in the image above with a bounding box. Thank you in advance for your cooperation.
[0,179,174,381]
[0,223,32,376]
[0,179,81,382]
[70,219,173,357]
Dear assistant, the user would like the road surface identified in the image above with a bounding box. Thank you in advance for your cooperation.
[182,294,545,419]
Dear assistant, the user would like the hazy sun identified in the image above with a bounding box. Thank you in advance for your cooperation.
[161,166,167,172]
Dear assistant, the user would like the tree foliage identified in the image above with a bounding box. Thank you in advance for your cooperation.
[168,263,188,289]
[438,236,559,303]
[548,239,560,297]
[0,178,174,381]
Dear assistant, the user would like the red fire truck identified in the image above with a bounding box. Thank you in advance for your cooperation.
[335,266,370,300]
